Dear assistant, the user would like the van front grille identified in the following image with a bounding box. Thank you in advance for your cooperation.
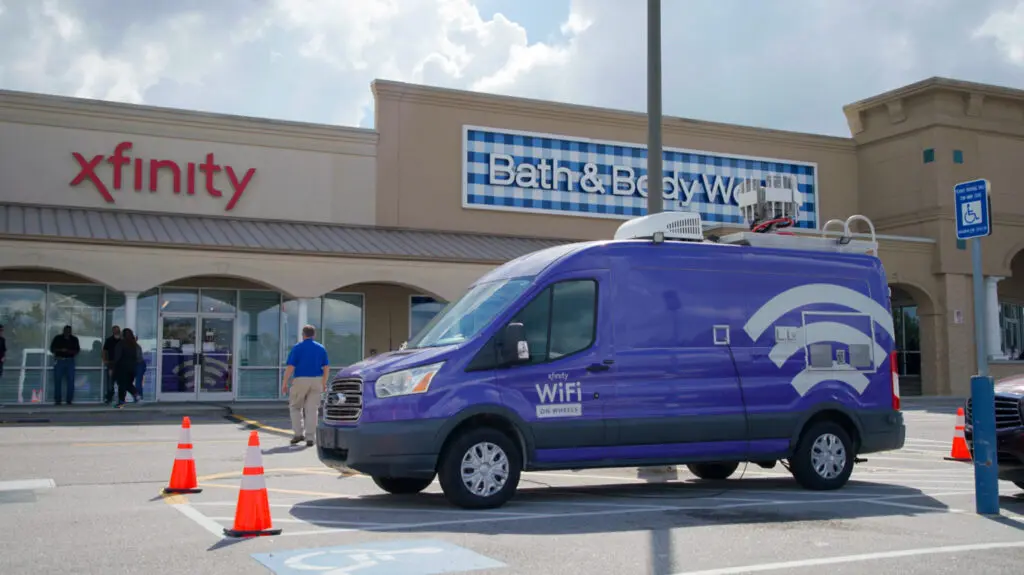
[323,378,363,422]
[966,395,1023,431]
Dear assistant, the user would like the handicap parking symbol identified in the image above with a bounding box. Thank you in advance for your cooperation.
[962,200,982,225]
[251,539,506,575]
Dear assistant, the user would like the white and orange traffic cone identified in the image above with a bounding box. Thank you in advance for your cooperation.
[223,431,281,537]
[162,416,203,494]
[945,407,972,462]
[30,389,41,403]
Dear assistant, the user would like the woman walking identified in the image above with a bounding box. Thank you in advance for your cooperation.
[112,328,143,407]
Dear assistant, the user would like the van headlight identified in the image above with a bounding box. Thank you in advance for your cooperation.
[374,362,444,398]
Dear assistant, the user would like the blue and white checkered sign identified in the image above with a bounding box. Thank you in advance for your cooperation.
[462,125,820,228]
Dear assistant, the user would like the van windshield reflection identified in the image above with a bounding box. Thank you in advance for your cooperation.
[406,278,533,349]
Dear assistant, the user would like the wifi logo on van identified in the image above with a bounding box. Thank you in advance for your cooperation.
[744,284,895,397]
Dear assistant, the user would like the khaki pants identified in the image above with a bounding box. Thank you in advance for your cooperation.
[289,377,322,440]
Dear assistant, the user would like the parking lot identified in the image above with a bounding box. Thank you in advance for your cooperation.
[2,404,1024,574]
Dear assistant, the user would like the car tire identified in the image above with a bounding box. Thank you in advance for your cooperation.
[686,462,740,480]
[789,420,855,491]
[371,475,435,495]
[437,427,522,509]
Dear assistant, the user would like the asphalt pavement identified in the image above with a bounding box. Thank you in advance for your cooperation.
[1,402,1023,574]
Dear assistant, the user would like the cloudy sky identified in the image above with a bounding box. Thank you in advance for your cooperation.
[1,0,1022,137]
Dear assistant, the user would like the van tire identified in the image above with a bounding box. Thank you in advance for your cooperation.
[371,475,435,495]
[790,421,855,490]
[686,462,740,480]
[437,427,522,509]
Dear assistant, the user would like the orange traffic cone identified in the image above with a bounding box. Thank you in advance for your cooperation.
[162,416,203,494]
[30,389,41,403]
[945,407,972,462]
[223,431,281,537]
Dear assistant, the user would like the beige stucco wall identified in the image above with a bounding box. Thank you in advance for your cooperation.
[0,239,490,303]
[373,80,859,242]
[0,90,379,225]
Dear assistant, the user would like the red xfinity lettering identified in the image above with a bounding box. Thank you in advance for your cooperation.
[69,141,257,211]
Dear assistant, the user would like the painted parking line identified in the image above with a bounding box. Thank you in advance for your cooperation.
[670,540,1024,575]
[0,478,56,492]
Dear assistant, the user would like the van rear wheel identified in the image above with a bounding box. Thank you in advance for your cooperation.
[437,427,522,509]
[790,421,855,490]
[686,462,739,480]
[371,475,435,495]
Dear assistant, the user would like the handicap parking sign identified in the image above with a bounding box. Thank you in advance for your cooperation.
[953,179,992,240]
[251,539,506,575]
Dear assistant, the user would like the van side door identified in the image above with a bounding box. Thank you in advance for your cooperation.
[495,270,616,465]
[607,264,750,458]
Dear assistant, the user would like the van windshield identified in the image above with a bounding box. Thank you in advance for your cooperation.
[406,278,534,349]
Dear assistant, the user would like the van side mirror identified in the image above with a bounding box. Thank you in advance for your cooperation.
[499,322,530,365]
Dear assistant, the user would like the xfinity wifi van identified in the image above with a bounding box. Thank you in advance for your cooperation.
[316,183,906,509]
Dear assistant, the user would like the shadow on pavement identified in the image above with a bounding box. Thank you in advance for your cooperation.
[288,476,956,536]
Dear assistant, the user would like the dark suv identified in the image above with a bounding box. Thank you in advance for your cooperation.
[964,374,1024,490]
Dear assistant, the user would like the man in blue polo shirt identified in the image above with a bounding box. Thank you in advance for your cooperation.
[282,324,330,446]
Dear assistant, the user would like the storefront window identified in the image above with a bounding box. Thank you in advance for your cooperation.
[892,305,921,377]
[161,288,198,313]
[45,285,105,402]
[201,290,237,314]
[322,293,364,369]
[410,295,447,339]
[237,368,280,400]
[1001,303,1024,360]
[0,284,47,403]
[238,291,282,400]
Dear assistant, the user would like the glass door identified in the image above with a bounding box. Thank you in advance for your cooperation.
[198,317,234,401]
[157,314,236,401]
[159,315,199,400]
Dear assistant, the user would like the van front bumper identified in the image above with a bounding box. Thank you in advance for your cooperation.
[316,419,442,479]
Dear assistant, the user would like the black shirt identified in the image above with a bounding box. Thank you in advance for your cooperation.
[50,335,81,359]
[103,336,120,365]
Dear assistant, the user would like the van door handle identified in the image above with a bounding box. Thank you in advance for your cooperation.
[586,363,611,372]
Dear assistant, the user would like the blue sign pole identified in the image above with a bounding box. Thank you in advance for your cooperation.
[953,178,999,515]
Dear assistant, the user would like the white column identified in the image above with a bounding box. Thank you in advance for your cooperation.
[296,298,309,343]
[124,291,139,332]
[985,277,1005,360]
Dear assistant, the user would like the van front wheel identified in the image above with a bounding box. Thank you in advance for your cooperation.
[686,462,739,480]
[438,427,522,509]
[790,421,855,490]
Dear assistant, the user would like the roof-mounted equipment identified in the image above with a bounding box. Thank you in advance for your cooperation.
[613,211,705,244]
[721,172,880,256]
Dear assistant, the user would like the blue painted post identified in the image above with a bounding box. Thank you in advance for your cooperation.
[970,237,999,515]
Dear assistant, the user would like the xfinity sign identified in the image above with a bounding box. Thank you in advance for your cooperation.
[463,125,820,228]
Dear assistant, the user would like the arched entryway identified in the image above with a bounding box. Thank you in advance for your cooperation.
[0,267,120,404]
[888,282,937,396]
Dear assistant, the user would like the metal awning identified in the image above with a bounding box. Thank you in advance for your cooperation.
[0,203,574,264]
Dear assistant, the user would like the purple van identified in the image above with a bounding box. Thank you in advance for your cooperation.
[317,210,906,509]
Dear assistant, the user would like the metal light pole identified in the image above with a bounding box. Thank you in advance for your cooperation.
[646,0,663,215]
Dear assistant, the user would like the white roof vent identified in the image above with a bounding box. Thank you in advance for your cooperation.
[613,211,704,242]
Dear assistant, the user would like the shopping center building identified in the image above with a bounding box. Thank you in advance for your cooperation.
[0,76,1022,404]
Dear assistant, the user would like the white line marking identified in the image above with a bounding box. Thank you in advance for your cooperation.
[267,490,972,537]
[861,499,965,513]
[191,501,540,517]
[904,437,953,445]
[206,516,389,527]
[172,503,226,538]
[669,540,1024,574]
[0,478,56,492]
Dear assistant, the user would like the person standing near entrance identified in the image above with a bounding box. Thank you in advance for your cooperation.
[282,324,330,446]
[102,325,121,404]
[0,324,7,381]
[112,328,143,407]
[50,325,81,405]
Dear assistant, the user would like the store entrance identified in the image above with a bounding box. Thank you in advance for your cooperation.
[158,314,235,401]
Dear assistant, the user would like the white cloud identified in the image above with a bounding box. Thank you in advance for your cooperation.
[0,0,1019,136]
[974,0,1024,64]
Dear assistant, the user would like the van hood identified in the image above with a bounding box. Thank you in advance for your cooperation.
[335,345,460,381]
[995,375,1024,397]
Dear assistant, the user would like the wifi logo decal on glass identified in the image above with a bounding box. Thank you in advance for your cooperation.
[744,284,895,397]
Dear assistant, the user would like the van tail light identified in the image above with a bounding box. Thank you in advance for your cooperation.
[890,350,901,411]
